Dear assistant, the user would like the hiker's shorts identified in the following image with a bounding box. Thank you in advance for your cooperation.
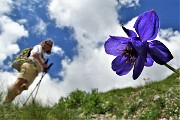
[18,62,39,89]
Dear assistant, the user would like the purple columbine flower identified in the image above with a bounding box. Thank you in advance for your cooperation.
[104,10,173,80]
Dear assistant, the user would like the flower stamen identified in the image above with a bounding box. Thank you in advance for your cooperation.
[121,43,137,65]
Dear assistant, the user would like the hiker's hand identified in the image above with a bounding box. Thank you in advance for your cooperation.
[32,53,46,67]
[43,64,50,72]
[42,64,48,70]
[32,53,40,59]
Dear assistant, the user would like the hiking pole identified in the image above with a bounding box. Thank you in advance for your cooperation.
[23,62,53,106]
[32,63,53,103]
[32,59,49,103]
[22,73,45,106]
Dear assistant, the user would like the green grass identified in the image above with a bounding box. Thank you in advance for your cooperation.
[0,73,179,120]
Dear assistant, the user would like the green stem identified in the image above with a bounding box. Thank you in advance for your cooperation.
[164,63,179,76]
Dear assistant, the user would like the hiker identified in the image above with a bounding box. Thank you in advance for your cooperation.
[3,39,53,103]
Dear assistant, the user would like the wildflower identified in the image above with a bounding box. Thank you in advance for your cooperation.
[104,10,173,80]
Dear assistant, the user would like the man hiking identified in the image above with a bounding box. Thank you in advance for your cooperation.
[3,39,53,103]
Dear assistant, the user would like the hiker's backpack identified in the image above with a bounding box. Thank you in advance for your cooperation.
[12,48,32,72]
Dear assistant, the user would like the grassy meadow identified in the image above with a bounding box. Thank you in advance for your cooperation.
[0,73,179,120]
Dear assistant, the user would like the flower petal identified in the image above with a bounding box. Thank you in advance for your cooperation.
[122,26,137,38]
[132,38,148,55]
[148,40,173,65]
[133,56,146,80]
[131,39,147,79]
[112,56,133,76]
[144,53,154,67]
[104,36,130,56]
[109,36,130,44]
[134,10,159,41]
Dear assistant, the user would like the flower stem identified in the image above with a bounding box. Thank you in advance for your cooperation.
[164,63,179,76]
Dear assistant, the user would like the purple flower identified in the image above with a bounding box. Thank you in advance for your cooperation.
[104,10,173,80]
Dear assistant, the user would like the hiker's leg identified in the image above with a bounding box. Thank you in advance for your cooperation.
[3,78,28,103]
[4,62,38,104]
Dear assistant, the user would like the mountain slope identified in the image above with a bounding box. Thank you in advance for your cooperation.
[0,73,179,120]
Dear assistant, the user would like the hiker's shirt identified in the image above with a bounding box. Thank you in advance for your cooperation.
[28,45,45,72]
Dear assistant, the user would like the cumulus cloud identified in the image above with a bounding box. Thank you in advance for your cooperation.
[0,0,13,15]
[0,71,17,87]
[52,45,64,56]
[158,29,180,68]
[33,18,47,36]
[17,19,28,25]
[0,16,28,66]
[117,0,140,7]
[0,0,28,66]
[48,0,120,44]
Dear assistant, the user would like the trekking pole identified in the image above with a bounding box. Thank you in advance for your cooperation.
[32,72,46,104]
[32,63,53,103]
[23,62,53,106]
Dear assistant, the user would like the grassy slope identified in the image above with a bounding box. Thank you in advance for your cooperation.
[0,73,179,120]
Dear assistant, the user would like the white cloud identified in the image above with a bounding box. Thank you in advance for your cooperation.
[0,71,17,92]
[158,29,180,68]
[48,0,120,44]
[33,18,47,36]
[117,0,140,7]
[0,0,28,66]
[0,16,28,66]
[17,19,28,25]
[0,0,13,15]
[52,45,64,56]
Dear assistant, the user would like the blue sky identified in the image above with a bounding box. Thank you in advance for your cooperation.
[0,0,179,105]
[119,0,179,31]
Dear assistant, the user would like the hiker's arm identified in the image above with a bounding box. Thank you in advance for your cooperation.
[32,53,48,68]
